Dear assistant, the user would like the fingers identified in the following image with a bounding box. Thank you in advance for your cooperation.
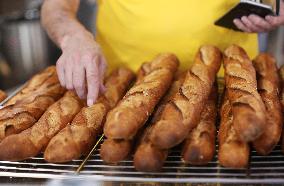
[64,58,74,90]
[73,65,86,99]
[233,18,252,32]
[265,15,284,27]
[248,15,271,31]
[85,56,100,106]
[99,55,107,93]
[240,16,259,32]
[234,15,275,33]
[56,56,66,87]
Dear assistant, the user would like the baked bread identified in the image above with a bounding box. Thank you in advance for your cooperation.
[103,53,179,140]
[4,66,58,106]
[0,68,65,141]
[252,53,282,155]
[223,44,266,142]
[150,45,222,149]
[133,72,186,171]
[181,83,217,165]
[0,91,82,161]
[100,70,184,164]
[44,68,134,163]
[218,92,250,168]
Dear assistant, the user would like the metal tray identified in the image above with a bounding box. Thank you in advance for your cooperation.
[0,80,284,184]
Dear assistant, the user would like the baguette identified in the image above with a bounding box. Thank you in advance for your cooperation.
[150,45,222,149]
[103,53,179,140]
[4,66,57,106]
[0,90,7,103]
[218,93,250,168]
[0,70,65,141]
[100,71,184,164]
[44,68,134,163]
[133,72,186,171]
[223,45,266,142]
[252,54,282,155]
[181,83,217,165]
[0,91,82,161]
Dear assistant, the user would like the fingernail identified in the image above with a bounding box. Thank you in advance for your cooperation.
[87,99,93,106]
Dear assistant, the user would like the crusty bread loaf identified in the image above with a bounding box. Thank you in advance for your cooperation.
[133,72,186,171]
[149,45,222,149]
[218,93,250,168]
[252,54,282,155]
[0,90,7,103]
[181,83,217,165]
[223,45,266,142]
[0,91,82,161]
[0,69,65,141]
[104,53,179,140]
[101,71,185,165]
[44,68,134,163]
[4,66,58,106]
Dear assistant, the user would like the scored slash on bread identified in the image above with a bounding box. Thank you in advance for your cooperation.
[44,68,135,163]
[0,66,65,142]
[252,54,283,155]
[0,91,83,161]
[224,45,266,142]
[149,45,222,149]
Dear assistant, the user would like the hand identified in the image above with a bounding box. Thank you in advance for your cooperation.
[233,1,284,33]
[57,31,107,106]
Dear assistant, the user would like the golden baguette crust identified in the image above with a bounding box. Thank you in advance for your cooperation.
[181,84,217,165]
[0,90,7,103]
[0,69,65,141]
[101,71,185,165]
[218,93,249,168]
[4,66,57,106]
[0,91,82,161]
[252,54,282,155]
[104,53,179,140]
[150,45,222,149]
[133,73,186,171]
[224,45,266,142]
[100,62,153,164]
[44,68,134,163]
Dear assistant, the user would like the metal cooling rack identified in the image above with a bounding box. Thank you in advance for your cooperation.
[0,79,284,184]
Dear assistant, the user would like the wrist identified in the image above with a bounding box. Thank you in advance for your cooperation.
[60,29,94,50]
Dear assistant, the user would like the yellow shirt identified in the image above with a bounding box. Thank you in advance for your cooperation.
[96,0,258,74]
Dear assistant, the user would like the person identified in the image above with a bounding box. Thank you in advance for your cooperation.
[41,0,284,106]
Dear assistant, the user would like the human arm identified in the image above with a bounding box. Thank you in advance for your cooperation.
[41,0,106,106]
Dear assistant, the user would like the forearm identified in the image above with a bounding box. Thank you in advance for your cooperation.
[41,0,93,48]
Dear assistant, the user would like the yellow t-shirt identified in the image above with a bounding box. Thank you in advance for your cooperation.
[96,0,258,74]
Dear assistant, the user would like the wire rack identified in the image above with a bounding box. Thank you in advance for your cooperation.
[0,80,284,184]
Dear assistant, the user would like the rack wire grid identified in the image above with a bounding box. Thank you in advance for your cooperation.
[0,79,284,184]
